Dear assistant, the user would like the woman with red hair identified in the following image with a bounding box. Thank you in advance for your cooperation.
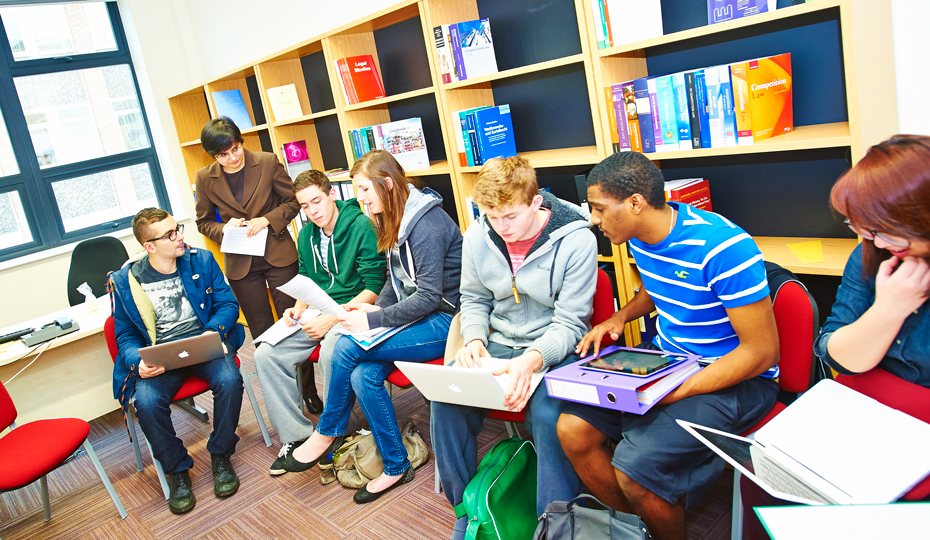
[814,134,930,387]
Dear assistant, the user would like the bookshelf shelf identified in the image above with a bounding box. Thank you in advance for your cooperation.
[598,0,842,57]
[342,87,436,112]
[755,237,858,276]
[443,54,586,90]
[240,124,269,135]
[645,122,851,162]
[407,159,451,176]
[180,139,201,148]
[459,145,601,173]
[272,109,339,128]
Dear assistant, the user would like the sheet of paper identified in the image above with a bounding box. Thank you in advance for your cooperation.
[785,240,824,264]
[756,503,930,540]
[252,308,321,346]
[221,227,268,256]
[277,275,347,317]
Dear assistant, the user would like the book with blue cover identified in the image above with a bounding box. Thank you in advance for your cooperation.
[655,75,680,152]
[694,70,712,149]
[717,65,738,147]
[473,104,517,163]
[212,89,253,129]
[455,18,498,80]
[672,72,693,151]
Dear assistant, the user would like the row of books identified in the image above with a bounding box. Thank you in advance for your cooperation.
[589,0,663,49]
[433,18,499,83]
[348,117,429,171]
[335,54,386,105]
[450,104,517,167]
[604,53,793,154]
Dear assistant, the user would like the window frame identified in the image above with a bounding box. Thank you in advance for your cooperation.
[0,1,169,262]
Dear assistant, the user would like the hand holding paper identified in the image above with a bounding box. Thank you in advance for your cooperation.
[221,226,268,256]
[277,275,348,318]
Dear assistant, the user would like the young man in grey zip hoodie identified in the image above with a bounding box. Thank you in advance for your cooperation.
[431,156,598,537]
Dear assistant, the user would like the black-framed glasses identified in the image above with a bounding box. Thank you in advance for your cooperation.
[844,219,910,248]
[146,224,184,244]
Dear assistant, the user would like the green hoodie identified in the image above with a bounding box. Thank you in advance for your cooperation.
[296,198,386,304]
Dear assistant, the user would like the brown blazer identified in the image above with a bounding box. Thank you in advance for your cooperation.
[194,149,300,281]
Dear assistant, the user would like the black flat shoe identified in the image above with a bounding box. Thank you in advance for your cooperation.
[353,466,415,504]
[288,436,345,473]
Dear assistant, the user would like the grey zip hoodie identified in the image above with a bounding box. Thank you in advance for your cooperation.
[368,185,463,328]
[459,191,598,367]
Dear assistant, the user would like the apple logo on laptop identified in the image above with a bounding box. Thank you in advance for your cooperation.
[448,384,463,393]
[179,351,189,358]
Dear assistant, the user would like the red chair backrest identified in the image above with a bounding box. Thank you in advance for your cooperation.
[771,281,818,394]
[592,268,616,347]
[0,379,16,430]
[104,315,118,362]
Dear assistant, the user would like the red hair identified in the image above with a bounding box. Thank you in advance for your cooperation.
[830,134,930,277]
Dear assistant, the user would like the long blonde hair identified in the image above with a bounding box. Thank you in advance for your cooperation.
[351,150,422,251]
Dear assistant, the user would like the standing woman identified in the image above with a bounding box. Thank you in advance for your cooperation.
[195,117,300,338]
[815,134,930,387]
[291,150,462,502]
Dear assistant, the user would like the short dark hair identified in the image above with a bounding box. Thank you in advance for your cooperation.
[587,151,666,208]
[200,117,243,157]
[293,170,332,195]
[132,207,169,244]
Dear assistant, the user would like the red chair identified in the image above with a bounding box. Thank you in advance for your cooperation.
[0,379,127,527]
[731,276,820,540]
[104,316,271,500]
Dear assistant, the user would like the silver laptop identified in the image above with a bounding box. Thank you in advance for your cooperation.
[395,359,545,412]
[139,332,225,371]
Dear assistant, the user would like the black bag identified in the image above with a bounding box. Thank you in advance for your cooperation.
[533,494,652,540]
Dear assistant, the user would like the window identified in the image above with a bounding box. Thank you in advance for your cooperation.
[0,2,167,262]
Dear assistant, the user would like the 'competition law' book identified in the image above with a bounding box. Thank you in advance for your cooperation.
[747,53,793,142]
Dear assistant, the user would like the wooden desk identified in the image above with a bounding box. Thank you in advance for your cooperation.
[0,296,118,425]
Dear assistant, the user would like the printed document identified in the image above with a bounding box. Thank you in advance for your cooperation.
[277,275,348,317]
[252,308,321,346]
[221,227,267,256]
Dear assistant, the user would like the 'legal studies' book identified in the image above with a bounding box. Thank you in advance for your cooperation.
[378,117,429,171]
[730,62,755,145]
[335,55,385,105]
[747,53,793,142]
[707,0,776,25]
[212,89,253,129]
[455,19,498,80]
[282,140,315,179]
[473,104,517,163]
[433,25,458,84]
[605,0,664,47]
[266,83,303,122]
[655,75,680,152]
[665,178,712,211]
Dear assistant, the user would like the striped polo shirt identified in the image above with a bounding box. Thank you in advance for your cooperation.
[630,202,777,376]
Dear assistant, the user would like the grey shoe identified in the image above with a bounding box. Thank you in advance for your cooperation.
[211,454,240,498]
[168,469,195,514]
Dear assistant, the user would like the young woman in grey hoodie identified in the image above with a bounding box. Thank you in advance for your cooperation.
[290,150,462,503]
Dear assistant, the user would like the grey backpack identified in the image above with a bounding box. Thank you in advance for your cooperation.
[534,494,652,540]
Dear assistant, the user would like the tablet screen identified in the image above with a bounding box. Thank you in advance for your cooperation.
[581,349,688,376]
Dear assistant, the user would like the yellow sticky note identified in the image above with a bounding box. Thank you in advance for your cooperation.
[786,240,824,264]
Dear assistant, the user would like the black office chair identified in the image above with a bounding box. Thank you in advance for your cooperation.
[67,237,129,306]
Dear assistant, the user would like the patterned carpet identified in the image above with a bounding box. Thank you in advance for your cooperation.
[0,330,737,539]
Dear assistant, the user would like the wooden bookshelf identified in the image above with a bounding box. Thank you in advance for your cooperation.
[755,237,859,276]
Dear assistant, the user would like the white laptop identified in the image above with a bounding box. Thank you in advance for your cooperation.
[678,379,930,506]
[395,358,546,411]
[139,332,225,371]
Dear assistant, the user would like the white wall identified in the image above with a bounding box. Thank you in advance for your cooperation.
[0,0,925,328]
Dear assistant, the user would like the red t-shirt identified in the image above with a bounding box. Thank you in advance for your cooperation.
[506,209,550,272]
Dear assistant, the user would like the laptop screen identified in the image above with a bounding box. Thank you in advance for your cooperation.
[691,425,756,475]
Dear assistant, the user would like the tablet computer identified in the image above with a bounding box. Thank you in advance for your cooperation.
[581,348,690,377]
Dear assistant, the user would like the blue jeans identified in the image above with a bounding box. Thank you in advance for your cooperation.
[316,312,453,475]
[431,343,582,517]
[133,346,243,475]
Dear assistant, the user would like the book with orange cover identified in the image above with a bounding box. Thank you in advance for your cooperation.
[746,53,793,142]
[730,61,754,145]
[604,86,620,153]
[335,55,385,105]
[622,82,643,153]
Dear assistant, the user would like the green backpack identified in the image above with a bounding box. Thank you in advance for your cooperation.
[454,437,538,540]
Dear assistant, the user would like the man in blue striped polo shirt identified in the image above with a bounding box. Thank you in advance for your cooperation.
[557,151,779,540]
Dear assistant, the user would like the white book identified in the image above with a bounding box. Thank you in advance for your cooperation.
[266,83,303,122]
[378,117,429,171]
[457,19,498,79]
[605,0,663,47]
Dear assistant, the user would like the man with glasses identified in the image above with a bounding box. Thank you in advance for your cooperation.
[109,208,246,515]
[194,116,301,341]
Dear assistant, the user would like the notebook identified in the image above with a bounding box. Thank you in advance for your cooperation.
[678,379,930,505]
[395,358,546,411]
[139,332,225,371]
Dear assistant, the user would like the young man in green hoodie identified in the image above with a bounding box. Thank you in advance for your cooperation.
[254,170,385,476]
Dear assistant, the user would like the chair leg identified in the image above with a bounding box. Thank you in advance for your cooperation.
[505,421,520,439]
[125,410,144,472]
[240,363,272,447]
[39,476,51,522]
[434,458,441,494]
[296,363,305,414]
[83,440,128,519]
[731,469,743,540]
[177,397,209,423]
[145,438,170,500]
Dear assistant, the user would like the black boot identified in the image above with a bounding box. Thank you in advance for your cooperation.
[211,454,240,498]
[168,469,195,514]
[300,360,324,414]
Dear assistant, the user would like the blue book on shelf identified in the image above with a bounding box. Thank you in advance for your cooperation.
[717,65,738,147]
[671,73,692,151]
[655,75,679,152]
[632,78,656,153]
[212,89,253,129]
[474,104,517,162]
[694,70,712,149]
[465,110,483,165]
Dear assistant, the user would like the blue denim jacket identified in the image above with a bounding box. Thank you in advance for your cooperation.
[109,246,245,407]
[814,244,930,387]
